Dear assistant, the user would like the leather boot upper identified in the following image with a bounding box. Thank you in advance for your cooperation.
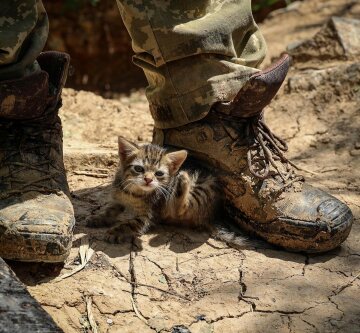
[0,52,75,262]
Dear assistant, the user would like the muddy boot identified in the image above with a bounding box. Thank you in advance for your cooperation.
[154,54,353,253]
[0,51,75,262]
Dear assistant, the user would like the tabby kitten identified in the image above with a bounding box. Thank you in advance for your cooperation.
[87,137,247,246]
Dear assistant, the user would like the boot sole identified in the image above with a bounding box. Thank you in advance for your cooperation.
[0,227,74,263]
[226,204,353,253]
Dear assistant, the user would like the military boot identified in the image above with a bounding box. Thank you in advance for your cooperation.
[0,51,75,262]
[154,54,353,253]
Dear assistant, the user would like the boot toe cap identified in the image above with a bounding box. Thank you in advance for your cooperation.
[317,198,353,232]
[273,185,353,252]
[230,184,353,253]
[0,192,75,262]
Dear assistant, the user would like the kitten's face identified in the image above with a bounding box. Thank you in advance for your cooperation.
[117,137,187,196]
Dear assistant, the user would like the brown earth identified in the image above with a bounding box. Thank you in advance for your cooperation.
[9,0,360,332]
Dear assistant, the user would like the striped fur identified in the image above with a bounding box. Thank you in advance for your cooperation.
[87,137,248,247]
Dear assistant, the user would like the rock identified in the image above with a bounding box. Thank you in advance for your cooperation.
[288,17,360,62]
[333,17,360,57]
[172,325,192,333]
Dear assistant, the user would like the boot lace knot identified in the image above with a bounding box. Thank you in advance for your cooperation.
[245,115,303,183]
[218,111,305,184]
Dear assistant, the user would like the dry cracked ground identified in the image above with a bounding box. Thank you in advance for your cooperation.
[8,0,360,332]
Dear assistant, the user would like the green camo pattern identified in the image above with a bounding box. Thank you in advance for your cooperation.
[0,0,48,80]
[0,0,266,128]
[116,0,266,128]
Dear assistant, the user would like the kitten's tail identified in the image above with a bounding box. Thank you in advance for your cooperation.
[210,219,271,250]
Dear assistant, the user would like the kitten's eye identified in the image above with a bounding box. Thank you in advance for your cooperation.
[134,165,144,173]
[155,171,164,177]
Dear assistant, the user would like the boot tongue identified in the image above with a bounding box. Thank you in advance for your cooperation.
[215,54,290,118]
[232,54,290,118]
[0,71,49,120]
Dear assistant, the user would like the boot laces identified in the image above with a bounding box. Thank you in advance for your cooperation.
[0,115,63,198]
[245,115,303,184]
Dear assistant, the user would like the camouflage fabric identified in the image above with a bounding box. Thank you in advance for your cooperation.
[117,0,267,128]
[0,0,48,80]
[0,0,266,128]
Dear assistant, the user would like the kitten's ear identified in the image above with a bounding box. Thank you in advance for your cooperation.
[118,136,138,162]
[166,150,188,174]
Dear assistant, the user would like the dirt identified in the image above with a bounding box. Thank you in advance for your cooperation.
[8,0,360,332]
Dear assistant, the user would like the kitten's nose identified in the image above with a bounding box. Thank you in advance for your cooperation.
[144,177,153,185]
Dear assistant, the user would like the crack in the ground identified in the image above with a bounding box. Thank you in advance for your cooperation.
[264,273,305,282]
[326,297,345,328]
[189,305,320,327]
[314,265,352,278]
[129,240,142,310]
[254,307,318,315]
[286,315,293,333]
[204,310,253,325]
[331,272,360,296]
[45,243,357,333]
[139,255,175,293]
[92,303,134,316]
[302,254,309,276]
[128,240,158,332]
[98,251,191,301]
[237,258,258,309]
[301,318,319,333]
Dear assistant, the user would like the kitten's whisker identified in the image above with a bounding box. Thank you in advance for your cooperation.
[157,185,170,199]
[121,182,133,192]
[160,184,171,194]
[118,179,131,190]
[154,187,164,199]
[164,185,175,200]
[154,189,166,202]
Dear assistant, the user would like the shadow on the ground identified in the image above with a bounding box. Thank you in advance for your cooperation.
[8,178,349,287]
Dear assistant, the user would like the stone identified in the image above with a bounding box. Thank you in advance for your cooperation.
[172,325,192,333]
[332,17,360,57]
[288,16,360,62]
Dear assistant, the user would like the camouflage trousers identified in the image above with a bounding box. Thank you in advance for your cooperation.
[0,0,266,129]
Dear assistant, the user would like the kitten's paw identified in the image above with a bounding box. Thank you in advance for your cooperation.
[176,171,191,195]
[86,214,105,228]
[105,225,134,244]
[178,170,191,183]
[105,232,133,244]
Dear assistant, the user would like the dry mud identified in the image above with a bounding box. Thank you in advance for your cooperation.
[9,0,360,332]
